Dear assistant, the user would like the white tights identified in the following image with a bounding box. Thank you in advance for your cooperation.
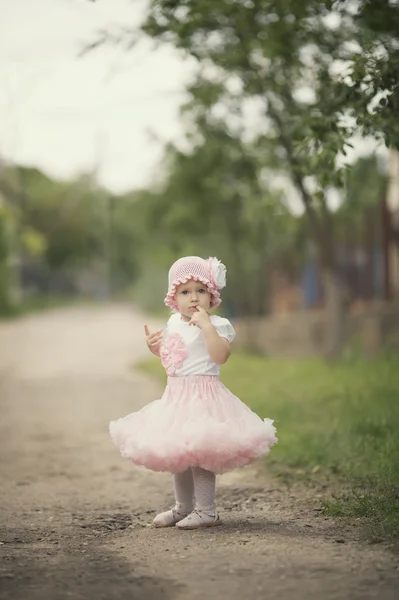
[173,467,216,512]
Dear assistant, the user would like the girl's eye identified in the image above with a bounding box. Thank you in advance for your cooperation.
[199,289,206,294]
[181,290,188,295]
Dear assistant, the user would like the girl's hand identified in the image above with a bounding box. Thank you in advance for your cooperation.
[144,324,163,356]
[189,306,211,329]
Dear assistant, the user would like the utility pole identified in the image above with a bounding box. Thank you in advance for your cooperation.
[93,132,113,300]
[385,148,399,299]
[0,158,22,310]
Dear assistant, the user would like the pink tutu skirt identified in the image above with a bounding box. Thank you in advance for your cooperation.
[109,375,277,474]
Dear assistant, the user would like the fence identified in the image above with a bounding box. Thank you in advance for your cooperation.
[268,199,399,317]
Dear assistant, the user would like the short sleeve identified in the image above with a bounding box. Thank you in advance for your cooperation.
[164,313,177,335]
[166,312,179,327]
[213,317,236,343]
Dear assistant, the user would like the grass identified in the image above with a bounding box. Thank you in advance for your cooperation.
[136,352,399,546]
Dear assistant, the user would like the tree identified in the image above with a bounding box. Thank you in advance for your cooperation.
[139,0,399,355]
[0,162,141,299]
[340,154,388,219]
[86,0,398,355]
[333,0,399,148]
[134,122,304,317]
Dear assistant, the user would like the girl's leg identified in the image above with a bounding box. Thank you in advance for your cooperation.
[173,468,195,511]
[153,469,194,528]
[176,467,221,529]
[191,466,216,510]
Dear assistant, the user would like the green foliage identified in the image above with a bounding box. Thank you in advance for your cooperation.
[143,0,398,149]
[139,0,399,354]
[338,153,387,224]
[143,0,354,193]
[87,0,397,231]
[16,168,104,270]
[333,0,399,149]
[141,0,397,260]
[0,203,14,314]
[0,163,141,308]
[85,1,398,354]
[128,125,305,316]
[137,351,399,545]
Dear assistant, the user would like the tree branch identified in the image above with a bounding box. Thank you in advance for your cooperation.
[265,96,320,227]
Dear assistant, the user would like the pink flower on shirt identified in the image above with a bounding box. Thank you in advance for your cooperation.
[160,332,188,375]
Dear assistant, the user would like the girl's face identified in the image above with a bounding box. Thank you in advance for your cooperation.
[175,279,211,321]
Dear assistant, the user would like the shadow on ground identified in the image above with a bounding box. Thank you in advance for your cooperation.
[0,526,182,600]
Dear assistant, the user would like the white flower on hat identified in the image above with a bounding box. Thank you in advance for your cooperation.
[209,257,227,289]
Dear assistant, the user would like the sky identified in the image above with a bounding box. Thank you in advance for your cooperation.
[0,0,194,193]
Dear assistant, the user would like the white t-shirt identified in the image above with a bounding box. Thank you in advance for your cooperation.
[160,313,236,377]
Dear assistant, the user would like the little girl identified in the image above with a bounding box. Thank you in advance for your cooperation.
[110,256,277,530]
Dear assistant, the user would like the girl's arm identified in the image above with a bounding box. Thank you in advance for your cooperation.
[144,325,163,357]
[201,323,231,365]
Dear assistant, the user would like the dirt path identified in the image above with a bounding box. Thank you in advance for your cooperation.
[0,304,397,600]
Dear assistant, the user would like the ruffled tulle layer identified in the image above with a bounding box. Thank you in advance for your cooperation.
[109,375,277,474]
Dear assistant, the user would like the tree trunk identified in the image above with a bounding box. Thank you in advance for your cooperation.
[266,97,348,356]
[304,205,347,358]
[380,195,391,301]
[222,194,252,317]
[321,266,346,359]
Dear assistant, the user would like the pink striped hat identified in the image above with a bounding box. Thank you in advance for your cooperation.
[164,256,227,311]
